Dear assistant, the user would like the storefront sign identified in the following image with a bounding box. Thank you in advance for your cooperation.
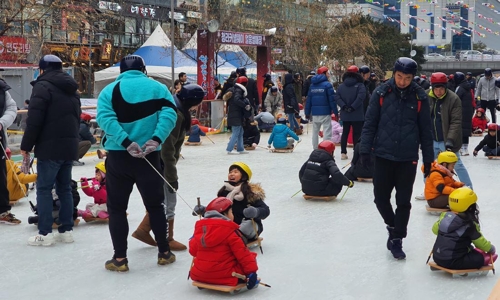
[168,11,186,21]
[130,5,156,17]
[186,11,202,19]
[0,37,31,61]
[98,1,122,11]
[100,39,113,61]
[217,30,268,47]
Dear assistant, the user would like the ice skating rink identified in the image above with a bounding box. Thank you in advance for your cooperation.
[1,131,498,300]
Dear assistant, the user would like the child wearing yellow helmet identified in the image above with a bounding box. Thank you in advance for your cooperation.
[422,151,465,208]
[78,162,108,220]
[431,187,497,270]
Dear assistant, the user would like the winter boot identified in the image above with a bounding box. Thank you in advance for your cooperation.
[386,226,394,250]
[158,251,176,265]
[389,238,406,260]
[462,144,469,156]
[341,153,348,160]
[168,219,187,251]
[132,213,157,247]
[295,128,303,136]
[105,257,129,272]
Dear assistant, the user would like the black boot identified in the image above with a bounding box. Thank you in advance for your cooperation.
[386,226,394,250]
[389,238,406,260]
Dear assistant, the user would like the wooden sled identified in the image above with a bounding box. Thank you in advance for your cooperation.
[184,141,202,146]
[246,237,263,248]
[303,194,336,201]
[244,146,256,150]
[428,261,493,278]
[426,205,449,215]
[487,156,500,160]
[192,281,251,294]
[472,133,484,137]
[357,177,373,182]
[51,219,80,229]
[82,217,109,223]
[270,148,293,153]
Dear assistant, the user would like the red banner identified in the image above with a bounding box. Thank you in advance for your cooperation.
[0,37,31,62]
[216,30,269,47]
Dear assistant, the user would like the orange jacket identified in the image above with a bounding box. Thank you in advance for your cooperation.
[6,160,37,202]
[423,162,464,200]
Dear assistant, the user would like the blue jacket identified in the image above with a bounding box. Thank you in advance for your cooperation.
[97,71,177,151]
[187,124,205,142]
[268,124,299,149]
[305,74,337,116]
[335,72,366,122]
[360,78,434,163]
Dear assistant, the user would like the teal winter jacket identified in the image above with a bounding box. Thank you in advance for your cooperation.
[268,124,299,149]
[97,71,177,151]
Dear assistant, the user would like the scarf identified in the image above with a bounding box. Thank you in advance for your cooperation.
[223,182,244,201]
[435,163,454,178]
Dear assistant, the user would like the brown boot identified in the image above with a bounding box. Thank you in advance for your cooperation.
[132,213,157,246]
[295,128,303,135]
[168,219,187,251]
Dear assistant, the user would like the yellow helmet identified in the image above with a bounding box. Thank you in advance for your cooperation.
[95,161,106,173]
[449,187,477,213]
[437,151,458,164]
[230,162,252,181]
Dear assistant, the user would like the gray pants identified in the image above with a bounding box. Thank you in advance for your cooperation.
[163,183,176,220]
[312,115,332,149]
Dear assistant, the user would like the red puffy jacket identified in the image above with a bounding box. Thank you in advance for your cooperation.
[472,116,487,131]
[189,216,258,286]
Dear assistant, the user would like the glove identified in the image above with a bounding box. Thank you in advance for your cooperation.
[239,219,257,239]
[348,181,354,188]
[245,105,251,111]
[80,177,87,182]
[167,181,178,193]
[360,153,371,168]
[445,140,454,151]
[246,273,259,290]
[346,106,354,113]
[342,105,348,111]
[93,184,100,191]
[21,152,31,174]
[489,245,496,255]
[192,205,206,217]
[127,142,144,158]
[423,162,431,178]
[473,150,478,157]
[243,206,259,219]
[142,139,159,156]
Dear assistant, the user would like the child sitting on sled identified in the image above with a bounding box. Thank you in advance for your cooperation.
[473,123,500,157]
[189,197,259,289]
[472,108,488,134]
[267,117,300,150]
[432,187,497,270]
[423,151,465,208]
[5,148,37,203]
[187,118,206,143]
[243,118,260,148]
[299,140,353,197]
[78,162,108,220]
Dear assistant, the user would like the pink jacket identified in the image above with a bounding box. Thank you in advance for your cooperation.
[331,120,342,144]
[81,179,107,205]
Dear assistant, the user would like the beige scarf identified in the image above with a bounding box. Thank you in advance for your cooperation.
[223,182,244,201]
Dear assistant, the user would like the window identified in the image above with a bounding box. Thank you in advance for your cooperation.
[430,16,434,40]
[442,19,446,39]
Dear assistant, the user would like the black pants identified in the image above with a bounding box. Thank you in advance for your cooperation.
[462,136,469,145]
[0,156,9,214]
[434,250,484,270]
[341,121,363,154]
[480,100,497,123]
[373,157,417,239]
[106,151,169,258]
[326,179,343,197]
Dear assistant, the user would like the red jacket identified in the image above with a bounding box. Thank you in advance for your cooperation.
[189,213,258,286]
[472,116,487,131]
[81,179,107,205]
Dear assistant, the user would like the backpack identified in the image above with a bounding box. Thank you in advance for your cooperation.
[377,83,422,113]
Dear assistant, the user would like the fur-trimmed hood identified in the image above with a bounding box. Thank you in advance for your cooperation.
[234,83,248,97]
[222,83,247,101]
[247,182,265,203]
[220,181,266,204]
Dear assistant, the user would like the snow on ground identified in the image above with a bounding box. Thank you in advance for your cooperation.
[1,130,499,300]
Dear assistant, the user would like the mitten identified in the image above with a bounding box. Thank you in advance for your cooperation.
[239,219,257,239]
[243,206,259,219]
[192,205,206,217]
[360,153,371,168]
[80,177,87,182]
[473,150,478,157]
[246,273,259,290]
[423,163,431,178]
[348,181,354,188]
[142,139,159,156]
[489,245,496,255]
[127,142,144,158]
[445,140,454,151]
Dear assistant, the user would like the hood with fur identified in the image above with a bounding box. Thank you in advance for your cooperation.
[247,182,265,203]
[234,83,248,97]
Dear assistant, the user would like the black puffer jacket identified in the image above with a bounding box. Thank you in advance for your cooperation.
[345,142,374,180]
[335,72,366,122]
[225,83,247,127]
[455,80,474,137]
[360,78,434,163]
[283,74,298,114]
[420,79,430,90]
[246,78,259,112]
[474,131,500,151]
[299,149,351,196]
[21,70,81,160]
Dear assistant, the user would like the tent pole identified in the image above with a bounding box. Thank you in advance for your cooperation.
[170,0,175,89]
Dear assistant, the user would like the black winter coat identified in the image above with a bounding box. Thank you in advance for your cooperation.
[335,72,366,122]
[225,83,248,127]
[345,143,374,180]
[455,81,474,137]
[246,78,259,112]
[283,74,298,114]
[21,70,81,161]
[474,131,500,151]
[360,79,434,163]
[79,121,96,143]
[302,75,313,97]
[299,149,351,196]
[420,80,431,90]
[221,77,235,97]
[243,122,260,145]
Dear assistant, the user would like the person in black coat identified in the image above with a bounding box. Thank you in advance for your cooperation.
[454,72,474,156]
[302,71,315,102]
[299,140,352,197]
[236,67,259,114]
[243,118,260,148]
[224,76,252,153]
[283,73,300,134]
[345,139,374,181]
[21,55,81,244]
[466,72,476,90]
[420,78,431,90]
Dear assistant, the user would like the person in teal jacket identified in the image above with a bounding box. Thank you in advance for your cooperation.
[267,118,300,149]
[97,55,178,272]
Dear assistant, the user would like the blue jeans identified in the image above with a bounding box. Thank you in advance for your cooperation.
[36,160,74,235]
[433,141,473,189]
[288,113,299,131]
[226,125,244,152]
[483,145,500,155]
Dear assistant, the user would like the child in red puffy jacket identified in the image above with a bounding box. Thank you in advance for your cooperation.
[78,162,108,220]
[472,108,488,134]
[189,197,259,289]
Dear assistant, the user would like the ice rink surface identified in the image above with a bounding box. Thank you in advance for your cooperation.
[1,130,499,300]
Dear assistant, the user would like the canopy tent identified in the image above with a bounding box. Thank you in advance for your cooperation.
[94,25,199,95]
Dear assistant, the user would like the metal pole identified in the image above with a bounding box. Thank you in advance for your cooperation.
[88,30,92,97]
[170,0,175,89]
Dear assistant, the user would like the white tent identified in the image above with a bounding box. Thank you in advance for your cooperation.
[94,25,199,95]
